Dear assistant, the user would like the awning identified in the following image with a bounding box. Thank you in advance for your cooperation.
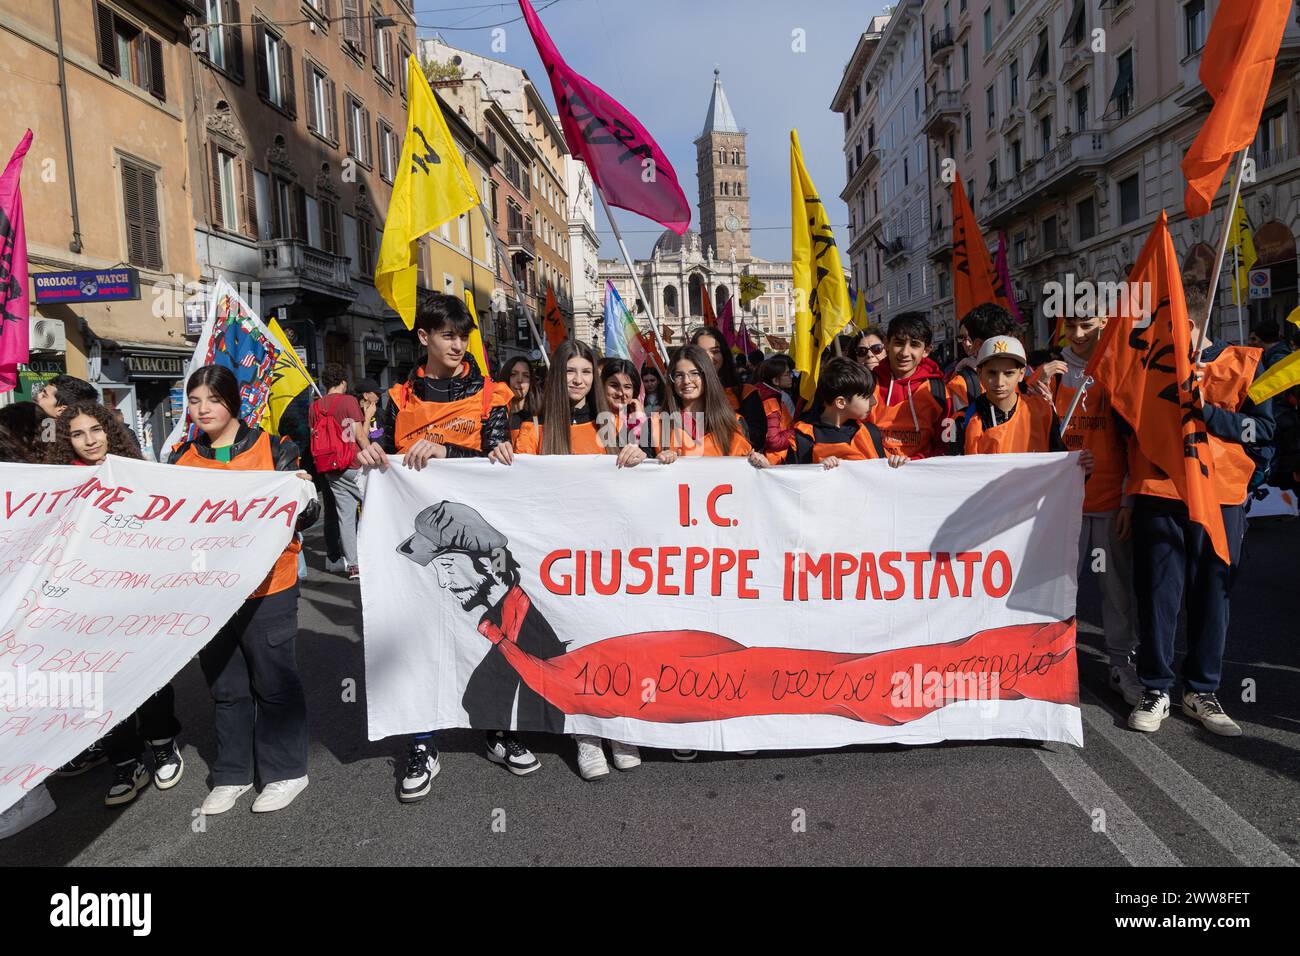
[1061,0,1085,46]
[1106,61,1133,109]
[1031,34,1050,77]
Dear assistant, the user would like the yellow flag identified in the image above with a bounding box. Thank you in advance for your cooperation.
[850,287,868,334]
[1229,195,1257,306]
[376,56,481,329]
[462,288,490,376]
[259,318,316,435]
[790,129,851,404]
[1248,348,1300,404]
[1286,305,1300,330]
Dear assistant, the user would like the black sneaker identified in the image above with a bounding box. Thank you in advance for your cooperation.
[104,761,148,807]
[149,738,184,790]
[485,732,540,775]
[672,749,698,762]
[399,742,440,802]
[55,741,107,777]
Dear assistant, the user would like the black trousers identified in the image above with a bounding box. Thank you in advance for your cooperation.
[103,685,181,765]
[198,586,308,786]
[462,623,567,734]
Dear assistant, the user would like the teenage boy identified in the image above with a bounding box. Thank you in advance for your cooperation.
[34,374,98,419]
[1038,310,1141,705]
[959,336,1079,458]
[869,312,951,459]
[786,357,907,468]
[309,364,371,581]
[1126,282,1274,737]
[355,293,532,801]
[948,304,1020,412]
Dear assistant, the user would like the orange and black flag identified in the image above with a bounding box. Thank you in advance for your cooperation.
[701,286,718,326]
[951,172,1014,324]
[1085,211,1229,563]
[543,281,567,352]
[1182,0,1291,217]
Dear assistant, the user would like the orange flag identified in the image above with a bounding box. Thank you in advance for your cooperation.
[1085,212,1228,563]
[951,172,1013,324]
[1181,0,1290,218]
[543,282,567,352]
[701,287,717,326]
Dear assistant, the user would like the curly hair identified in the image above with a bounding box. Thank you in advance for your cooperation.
[44,402,142,464]
[0,401,43,463]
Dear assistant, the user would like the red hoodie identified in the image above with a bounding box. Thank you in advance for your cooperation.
[869,356,951,458]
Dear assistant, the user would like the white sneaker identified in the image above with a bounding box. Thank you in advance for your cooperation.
[1128,689,1170,732]
[1182,692,1242,737]
[251,775,309,812]
[0,784,56,840]
[575,736,610,780]
[1109,663,1144,707]
[609,740,641,771]
[201,783,253,815]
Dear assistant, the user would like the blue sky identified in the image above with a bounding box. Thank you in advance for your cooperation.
[413,0,891,261]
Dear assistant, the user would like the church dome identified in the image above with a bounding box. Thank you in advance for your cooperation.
[653,227,698,257]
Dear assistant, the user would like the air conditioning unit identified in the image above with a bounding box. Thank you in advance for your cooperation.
[30,318,66,352]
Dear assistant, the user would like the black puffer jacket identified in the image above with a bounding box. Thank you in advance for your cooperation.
[380,354,510,457]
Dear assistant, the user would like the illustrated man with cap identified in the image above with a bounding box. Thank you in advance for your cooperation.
[394,501,566,796]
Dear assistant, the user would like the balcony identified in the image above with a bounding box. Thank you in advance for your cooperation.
[928,225,952,262]
[883,237,908,264]
[979,130,1108,228]
[1022,236,1072,269]
[1256,141,1295,175]
[1058,47,1090,84]
[930,25,955,58]
[922,90,962,137]
[258,239,352,301]
[508,227,536,260]
[1027,77,1055,112]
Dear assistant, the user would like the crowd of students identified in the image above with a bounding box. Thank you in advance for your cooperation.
[0,285,1295,832]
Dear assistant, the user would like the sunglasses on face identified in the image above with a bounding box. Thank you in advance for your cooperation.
[854,344,885,358]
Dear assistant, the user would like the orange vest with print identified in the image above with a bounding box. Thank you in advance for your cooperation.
[964,393,1057,455]
[1126,346,1261,505]
[514,419,606,455]
[793,419,886,463]
[388,371,514,453]
[869,379,946,458]
[652,415,752,457]
[174,432,299,598]
[1054,379,1126,512]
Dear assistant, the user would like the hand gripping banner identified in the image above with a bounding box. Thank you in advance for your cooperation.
[361,454,1085,750]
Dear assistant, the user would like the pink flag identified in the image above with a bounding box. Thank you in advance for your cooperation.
[717,296,738,349]
[0,129,32,393]
[994,232,1023,324]
[518,0,691,234]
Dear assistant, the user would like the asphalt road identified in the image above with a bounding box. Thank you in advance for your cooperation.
[6,518,1299,867]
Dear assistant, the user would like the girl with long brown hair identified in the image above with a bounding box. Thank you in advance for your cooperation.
[44,401,141,465]
[655,345,769,468]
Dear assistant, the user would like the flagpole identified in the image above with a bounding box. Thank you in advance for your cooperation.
[1197,148,1249,357]
[478,200,550,369]
[1060,375,1094,433]
[1233,241,1245,345]
[595,187,671,366]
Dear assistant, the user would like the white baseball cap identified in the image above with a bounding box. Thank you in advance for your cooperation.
[975,335,1028,368]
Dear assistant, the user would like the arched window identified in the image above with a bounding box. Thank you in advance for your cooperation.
[718,149,726,164]
[663,284,679,318]
[735,183,743,197]
[732,150,740,164]
[715,284,729,317]
[689,273,705,317]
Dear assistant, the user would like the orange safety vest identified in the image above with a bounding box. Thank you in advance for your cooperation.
[1054,379,1126,513]
[946,366,981,410]
[792,418,886,463]
[1126,345,1261,505]
[869,377,947,458]
[174,431,299,599]
[651,414,752,457]
[964,393,1058,455]
[514,419,607,454]
[761,391,795,465]
[725,383,758,413]
[388,369,514,453]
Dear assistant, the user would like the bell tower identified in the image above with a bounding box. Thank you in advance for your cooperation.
[695,69,750,262]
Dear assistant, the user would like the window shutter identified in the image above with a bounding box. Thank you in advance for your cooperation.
[372,15,382,64]
[209,142,225,229]
[254,21,269,98]
[363,108,372,165]
[140,167,161,270]
[122,161,143,265]
[342,0,360,46]
[399,43,408,98]
[282,43,296,116]
[384,30,395,81]
[322,201,337,254]
[345,98,356,156]
[147,35,165,100]
[95,3,119,75]
[225,0,244,80]
[304,60,318,132]
[327,79,339,141]
[270,179,283,238]
[239,159,258,239]
[294,185,308,240]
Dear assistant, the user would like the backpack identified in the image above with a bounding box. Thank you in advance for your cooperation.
[310,394,357,473]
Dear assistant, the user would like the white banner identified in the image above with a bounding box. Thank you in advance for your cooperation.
[361,454,1085,750]
[0,457,312,813]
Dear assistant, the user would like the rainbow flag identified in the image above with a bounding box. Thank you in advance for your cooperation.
[604,280,647,371]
